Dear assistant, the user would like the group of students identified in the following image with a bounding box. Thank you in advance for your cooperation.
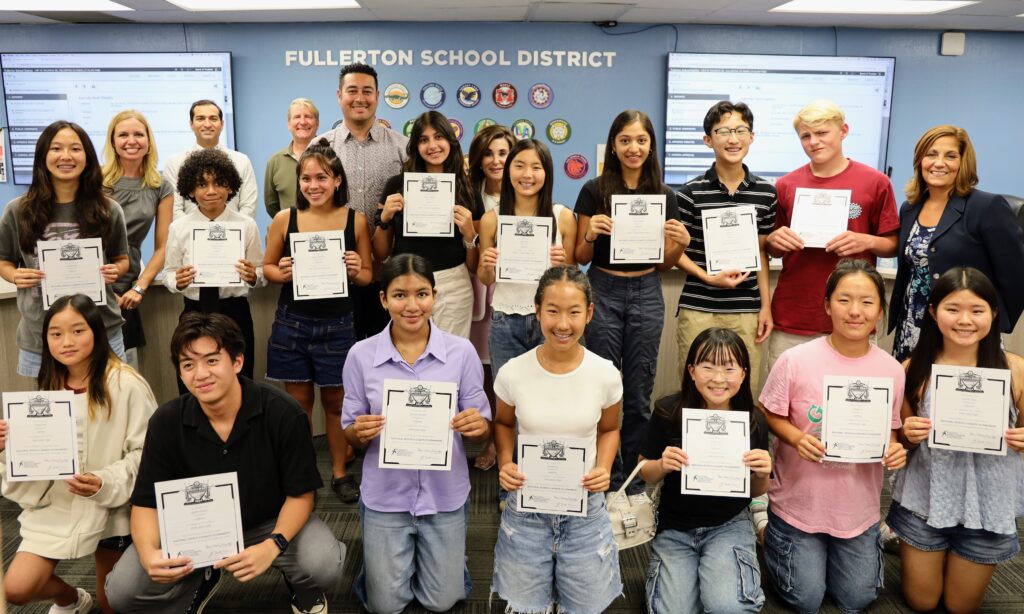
[0,60,1021,614]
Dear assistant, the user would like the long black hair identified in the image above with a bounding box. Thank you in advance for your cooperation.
[498,139,557,243]
[905,267,1006,414]
[595,110,665,215]
[404,111,476,212]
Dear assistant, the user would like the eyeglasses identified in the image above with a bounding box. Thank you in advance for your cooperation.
[693,363,745,381]
[712,127,751,138]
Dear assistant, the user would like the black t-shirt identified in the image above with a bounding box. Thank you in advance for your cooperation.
[131,377,323,530]
[573,178,680,272]
[379,173,482,271]
[639,403,768,533]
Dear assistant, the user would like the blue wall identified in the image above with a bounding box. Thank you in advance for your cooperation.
[2,21,1023,233]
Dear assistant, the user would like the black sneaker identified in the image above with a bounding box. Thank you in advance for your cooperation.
[291,592,328,613]
[186,567,223,614]
[330,476,359,503]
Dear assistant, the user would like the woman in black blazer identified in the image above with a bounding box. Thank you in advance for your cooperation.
[889,125,1024,360]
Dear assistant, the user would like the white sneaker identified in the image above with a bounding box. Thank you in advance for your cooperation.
[48,588,92,614]
[291,592,328,613]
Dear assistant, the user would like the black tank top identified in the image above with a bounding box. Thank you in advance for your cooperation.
[278,206,356,318]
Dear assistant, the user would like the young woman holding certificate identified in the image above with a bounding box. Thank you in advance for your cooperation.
[639,327,771,614]
[888,267,1024,613]
[1,294,156,613]
[759,259,907,613]
[341,254,491,614]
[373,111,481,338]
[0,120,130,378]
[573,109,689,494]
[263,139,372,504]
[491,265,623,614]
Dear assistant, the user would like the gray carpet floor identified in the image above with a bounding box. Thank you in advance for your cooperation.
[4,437,1023,613]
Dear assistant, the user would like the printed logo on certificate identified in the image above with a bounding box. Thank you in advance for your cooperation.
[37,238,106,309]
[681,408,750,498]
[403,172,456,237]
[190,222,245,287]
[379,379,457,471]
[496,215,554,283]
[790,187,851,249]
[702,205,761,274]
[155,471,244,568]
[517,435,589,516]
[609,194,665,264]
[822,376,894,463]
[290,230,348,300]
[929,364,1011,455]
[3,390,80,482]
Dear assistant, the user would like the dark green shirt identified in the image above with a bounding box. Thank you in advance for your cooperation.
[264,143,299,217]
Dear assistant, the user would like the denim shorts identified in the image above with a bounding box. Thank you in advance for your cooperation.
[886,500,1020,565]
[265,304,355,388]
[17,328,126,378]
[492,491,622,614]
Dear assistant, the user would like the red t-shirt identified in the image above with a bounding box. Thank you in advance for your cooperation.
[772,160,900,335]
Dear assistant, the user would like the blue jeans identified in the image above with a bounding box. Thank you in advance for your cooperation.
[493,492,621,614]
[646,510,764,614]
[265,304,355,387]
[488,311,544,379]
[886,500,1020,565]
[355,502,471,614]
[585,267,664,494]
[17,328,126,378]
[764,511,883,614]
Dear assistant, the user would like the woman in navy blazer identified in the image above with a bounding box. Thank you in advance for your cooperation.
[889,125,1024,360]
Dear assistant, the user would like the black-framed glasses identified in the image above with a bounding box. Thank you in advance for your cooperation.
[712,127,751,138]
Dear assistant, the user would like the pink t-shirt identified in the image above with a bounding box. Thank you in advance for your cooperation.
[759,337,905,538]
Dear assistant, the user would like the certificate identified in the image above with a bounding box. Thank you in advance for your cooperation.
[702,205,761,274]
[517,434,588,516]
[496,215,553,282]
[155,472,244,568]
[681,408,749,497]
[379,379,457,471]
[290,230,348,300]
[403,172,455,237]
[822,376,894,463]
[790,188,851,248]
[929,364,1011,455]
[610,194,665,264]
[37,238,105,309]
[3,391,79,482]
[190,222,244,287]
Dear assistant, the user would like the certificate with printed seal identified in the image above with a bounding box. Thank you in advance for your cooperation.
[822,376,894,463]
[3,390,80,482]
[290,230,348,300]
[929,365,1011,455]
[155,472,245,568]
[790,187,851,248]
[37,238,106,309]
[403,172,456,237]
[496,215,553,283]
[702,205,761,274]
[517,435,589,516]
[379,379,457,471]
[190,222,245,287]
[609,194,665,264]
[681,408,750,498]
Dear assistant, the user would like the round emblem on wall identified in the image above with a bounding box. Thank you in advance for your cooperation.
[474,118,497,134]
[528,83,553,109]
[546,119,571,145]
[377,118,392,129]
[383,83,409,109]
[492,82,517,109]
[564,154,590,180]
[420,83,446,109]
[456,83,481,108]
[511,118,535,141]
[448,118,464,141]
[403,119,415,137]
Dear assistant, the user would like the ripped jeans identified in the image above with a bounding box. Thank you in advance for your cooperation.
[645,509,764,614]
[492,492,621,614]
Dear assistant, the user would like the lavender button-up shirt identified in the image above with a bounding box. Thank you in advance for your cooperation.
[342,322,490,515]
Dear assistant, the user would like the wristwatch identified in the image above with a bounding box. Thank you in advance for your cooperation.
[462,234,479,249]
[374,209,392,230]
[131,284,146,296]
[269,532,289,553]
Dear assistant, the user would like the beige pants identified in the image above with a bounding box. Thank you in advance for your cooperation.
[676,308,764,394]
[432,264,474,338]
[765,330,825,378]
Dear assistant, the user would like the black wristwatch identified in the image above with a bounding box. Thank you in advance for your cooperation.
[269,532,289,553]
[374,208,392,230]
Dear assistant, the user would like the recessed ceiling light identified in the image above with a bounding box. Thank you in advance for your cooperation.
[166,0,359,10]
[3,0,132,9]
[772,0,976,15]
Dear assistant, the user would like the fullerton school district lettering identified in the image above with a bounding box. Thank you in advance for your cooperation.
[285,49,617,68]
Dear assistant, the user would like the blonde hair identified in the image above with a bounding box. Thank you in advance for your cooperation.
[792,99,846,130]
[904,125,978,205]
[101,110,162,189]
[288,98,320,121]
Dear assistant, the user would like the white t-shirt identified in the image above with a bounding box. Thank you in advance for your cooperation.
[492,204,566,315]
[494,347,623,471]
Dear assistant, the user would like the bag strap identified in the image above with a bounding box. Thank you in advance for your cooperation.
[608,459,647,506]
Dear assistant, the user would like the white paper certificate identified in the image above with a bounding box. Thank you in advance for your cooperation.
[702,205,761,274]
[822,376,894,463]
[496,215,553,283]
[155,472,244,568]
[290,230,348,300]
[379,379,457,471]
[37,238,106,309]
[190,222,245,287]
[403,172,456,237]
[517,435,588,516]
[610,194,665,264]
[3,391,79,482]
[681,408,750,498]
[929,365,1011,455]
[790,188,851,248]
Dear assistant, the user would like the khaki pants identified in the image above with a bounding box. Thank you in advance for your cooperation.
[676,308,764,394]
[765,330,825,378]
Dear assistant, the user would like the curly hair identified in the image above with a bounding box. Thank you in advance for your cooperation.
[176,148,242,204]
